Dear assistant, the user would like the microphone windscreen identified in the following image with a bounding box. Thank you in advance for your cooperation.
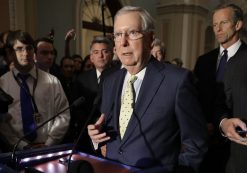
[72,96,85,108]
[68,160,94,173]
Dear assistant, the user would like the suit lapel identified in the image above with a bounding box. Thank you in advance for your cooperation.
[211,49,219,79]
[120,59,166,143]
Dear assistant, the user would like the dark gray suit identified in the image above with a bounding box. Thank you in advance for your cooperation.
[194,43,247,173]
[221,47,247,173]
[101,58,207,172]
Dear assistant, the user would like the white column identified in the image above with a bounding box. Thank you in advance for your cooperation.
[156,3,208,70]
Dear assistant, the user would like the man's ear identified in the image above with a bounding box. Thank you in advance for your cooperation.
[89,54,94,63]
[33,53,37,61]
[235,20,243,31]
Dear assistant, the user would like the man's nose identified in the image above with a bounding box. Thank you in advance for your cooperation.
[215,24,222,32]
[120,35,128,47]
[47,53,54,59]
[22,49,29,56]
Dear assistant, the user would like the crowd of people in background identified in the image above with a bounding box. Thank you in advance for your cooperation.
[0,3,247,173]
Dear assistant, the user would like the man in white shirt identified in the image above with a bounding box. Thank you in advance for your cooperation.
[0,30,70,151]
[194,4,246,173]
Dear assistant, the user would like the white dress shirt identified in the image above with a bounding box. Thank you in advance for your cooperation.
[217,39,241,69]
[121,68,146,102]
[0,66,70,149]
[93,67,146,149]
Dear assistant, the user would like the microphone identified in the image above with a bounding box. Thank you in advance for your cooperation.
[10,96,85,169]
[0,87,13,114]
[66,95,101,173]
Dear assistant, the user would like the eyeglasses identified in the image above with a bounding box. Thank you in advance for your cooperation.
[14,45,34,53]
[113,30,145,42]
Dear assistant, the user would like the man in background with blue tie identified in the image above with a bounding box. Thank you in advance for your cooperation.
[88,6,207,173]
[0,30,70,151]
[194,3,246,173]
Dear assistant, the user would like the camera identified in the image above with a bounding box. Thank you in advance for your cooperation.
[236,126,247,137]
[0,87,13,114]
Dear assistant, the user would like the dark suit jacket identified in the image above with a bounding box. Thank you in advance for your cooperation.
[101,58,207,172]
[70,68,115,152]
[194,43,247,124]
[76,65,121,121]
[73,69,98,116]
[194,48,219,123]
[221,47,247,173]
[72,66,121,136]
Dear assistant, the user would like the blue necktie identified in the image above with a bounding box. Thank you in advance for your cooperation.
[216,49,228,82]
[19,74,37,141]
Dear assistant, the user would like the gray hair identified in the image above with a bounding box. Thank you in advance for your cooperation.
[213,3,243,24]
[153,38,166,54]
[89,35,114,52]
[114,6,155,32]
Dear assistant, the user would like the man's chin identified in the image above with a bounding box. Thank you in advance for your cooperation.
[121,60,137,66]
[21,62,31,66]
[123,63,137,67]
[217,37,228,44]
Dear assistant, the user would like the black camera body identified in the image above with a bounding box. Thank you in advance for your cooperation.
[0,87,13,113]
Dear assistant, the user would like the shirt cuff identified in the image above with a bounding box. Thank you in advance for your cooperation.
[219,118,228,137]
[92,140,99,150]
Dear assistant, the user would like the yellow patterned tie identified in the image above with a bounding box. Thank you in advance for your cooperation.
[119,75,137,138]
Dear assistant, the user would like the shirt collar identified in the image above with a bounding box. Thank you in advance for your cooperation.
[220,39,241,58]
[13,66,37,80]
[126,67,146,81]
[96,69,101,79]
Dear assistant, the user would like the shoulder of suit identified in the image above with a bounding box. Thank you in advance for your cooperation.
[147,60,190,81]
[76,69,97,83]
[195,48,219,68]
[103,67,125,83]
[229,47,247,64]
[198,48,219,59]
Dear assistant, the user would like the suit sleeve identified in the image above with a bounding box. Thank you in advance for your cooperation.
[45,77,70,146]
[175,71,208,172]
[214,63,233,126]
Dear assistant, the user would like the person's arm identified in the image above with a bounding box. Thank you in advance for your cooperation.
[64,29,76,57]
[87,114,110,150]
[214,60,247,145]
[214,81,231,128]
[176,71,208,173]
[220,118,247,145]
[45,77,70,146]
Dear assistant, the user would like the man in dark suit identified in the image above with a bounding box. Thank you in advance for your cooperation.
[88,6,207,173]
[73,36,117,154]
[76,36,115,120]
[218,47,247,173]
[194,4,246,173]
